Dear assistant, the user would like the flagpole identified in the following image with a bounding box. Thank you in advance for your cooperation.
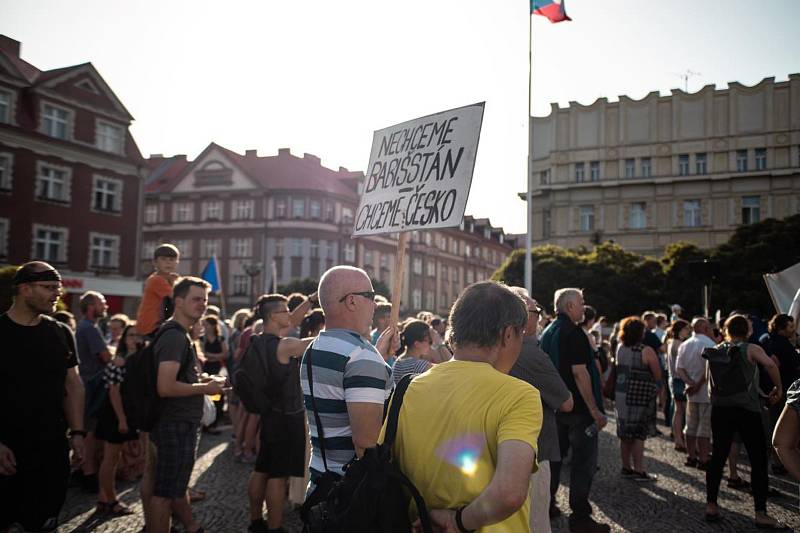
[524,11,534,295]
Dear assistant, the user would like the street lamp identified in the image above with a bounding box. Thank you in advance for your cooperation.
[242,262,263,307]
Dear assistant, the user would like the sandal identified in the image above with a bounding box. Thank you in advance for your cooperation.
[97,500,134,516]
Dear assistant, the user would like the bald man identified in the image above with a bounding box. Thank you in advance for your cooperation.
[676,318,716,469]
[0,262,85,532]
[300,266,397,487]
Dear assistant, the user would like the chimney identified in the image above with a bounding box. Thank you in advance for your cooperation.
[174,154,187,161]
[0,36,21,57]
[303,153,321,165]
[149,153,164,159]
[339,166,349,173]
[245,149,257,158]
[278,148,291,157]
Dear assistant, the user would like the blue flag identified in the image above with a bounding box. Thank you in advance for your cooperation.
[201,255,221,293]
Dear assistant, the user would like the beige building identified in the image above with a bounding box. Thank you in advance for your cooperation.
[523,74,800,254]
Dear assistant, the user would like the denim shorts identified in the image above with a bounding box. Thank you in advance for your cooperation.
[669,377,687,402]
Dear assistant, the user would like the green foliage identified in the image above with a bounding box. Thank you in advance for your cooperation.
[492,214,800,321]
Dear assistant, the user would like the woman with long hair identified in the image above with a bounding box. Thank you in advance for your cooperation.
[201,315,228,433]
[704,315,786,528]
[299,308,325,338]
[390,320,435,385]
[614,316,662,481]
[95,323,142,516]
[666,319,690,452]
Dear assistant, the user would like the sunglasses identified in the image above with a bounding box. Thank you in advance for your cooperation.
[339,291,376,303]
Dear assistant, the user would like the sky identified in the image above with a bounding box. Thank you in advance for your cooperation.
[2,0,799,234]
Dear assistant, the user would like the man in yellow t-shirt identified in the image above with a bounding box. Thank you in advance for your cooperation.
[382,281,543,532]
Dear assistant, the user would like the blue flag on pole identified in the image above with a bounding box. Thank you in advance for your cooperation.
[201,255,221,293]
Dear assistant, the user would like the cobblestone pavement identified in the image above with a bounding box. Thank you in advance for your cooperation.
[59,415,799,533]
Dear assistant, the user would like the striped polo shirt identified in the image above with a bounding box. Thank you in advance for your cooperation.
[301,328,392,476]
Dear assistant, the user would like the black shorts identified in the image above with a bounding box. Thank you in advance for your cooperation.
[255,412,306,477]
[95,401,139,445]
[150,420,200,499]
[0,439,69,532]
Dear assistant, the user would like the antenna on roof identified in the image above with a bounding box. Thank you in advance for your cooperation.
[671,69,702,92]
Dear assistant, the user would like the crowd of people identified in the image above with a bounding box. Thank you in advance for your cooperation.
[1,241,799,533]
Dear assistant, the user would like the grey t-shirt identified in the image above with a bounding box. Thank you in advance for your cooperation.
[510,336,571,462]
[154,321,203,424]
[76,318,107,380]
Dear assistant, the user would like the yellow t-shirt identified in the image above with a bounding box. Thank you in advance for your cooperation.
[381,359,542,533]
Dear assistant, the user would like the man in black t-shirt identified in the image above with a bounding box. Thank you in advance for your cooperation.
[0,262,85,532]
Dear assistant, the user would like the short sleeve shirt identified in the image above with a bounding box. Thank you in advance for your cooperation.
[676,333,716,403]
[153,321,203,424]
[76,318,108,380]
[301,329,392,475]
[103,360,125,387]
[383,360,542,533]
[136,273,173,335]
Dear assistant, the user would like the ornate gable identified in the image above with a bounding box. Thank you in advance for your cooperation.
[37,63,133,121]
[172,146,261,193]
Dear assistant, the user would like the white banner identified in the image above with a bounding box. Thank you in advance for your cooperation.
[763,260,800,315]
[352,102,485,237]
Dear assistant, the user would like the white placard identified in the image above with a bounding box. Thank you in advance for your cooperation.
[352,102,485,237]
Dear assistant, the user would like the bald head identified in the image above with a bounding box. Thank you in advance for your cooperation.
[318,266,376,336]
[691,317,710,335]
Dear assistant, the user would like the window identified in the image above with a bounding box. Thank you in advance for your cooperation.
[412,289,422,310]
[32,225,68,262]
[141,241,156,260]
[575,162,585,183]
[380,254,390,269]
[144,204,158,224]
[292,198,305,218]
[0,217,8,257]
[292,239,304,257]
[539,169,550,185]
[755,148,767,171]
[324,202,334,221]
[232,199,254,220]
[0,153,12,191]
[275,199,287,218]
[412,257,422,274]
[678,154,689,176]
[425,293,434,311]
[275,238,284,257]
[0,90,10,123]
[310,200,321,219]
[629,202,646,229]
[543,209,551,237]
[92,176,122,213]
[424,233,432,246]
[589,161,600,182]
[344,243,355,262]
[232,275,251,296]
[96,121,124,154]
[200,238,221,258]
[230,238,253,258]
[41,104,70,139]
[736,150,748,172]
[683,199,701,228]
[483,228,491,239]
[202,201,223,221]
[742,196,761,225]
[450,239,458,255]
[89,233,120,268]
[173,202,194,222]
[426,261,436,277]
[310,241,319,258]
[641,158,652,178]
[466,270,474,284]
[36,164,70,203]
[625,159,635,178]
[173,239,192,258]
[696,153,707,175]
[464,244,472,257]
[579,206,595,232]
[451,267,458,283]
[342,208,354,224]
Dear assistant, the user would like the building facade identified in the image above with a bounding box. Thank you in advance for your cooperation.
[0,35,145,315]
[524,75,800,255]
[142,144,513,316]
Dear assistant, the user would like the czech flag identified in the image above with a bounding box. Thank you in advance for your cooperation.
[531,0,571,22]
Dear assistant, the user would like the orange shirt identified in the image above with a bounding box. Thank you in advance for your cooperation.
[136,273,173,335]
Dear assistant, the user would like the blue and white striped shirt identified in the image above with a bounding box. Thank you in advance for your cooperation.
[301,329,392,475]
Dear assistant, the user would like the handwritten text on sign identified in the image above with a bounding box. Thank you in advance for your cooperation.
[352,102,485,236]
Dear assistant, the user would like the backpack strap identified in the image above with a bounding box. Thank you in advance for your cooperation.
[388,468,434,533]
[382,374,412,449]
[306,346,330,473]
[152,321,193,381]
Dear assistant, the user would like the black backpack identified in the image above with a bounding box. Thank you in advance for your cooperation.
[122,321,190,432]
[301,357,433,533]
[702,341,758,408]
[233,333,280,415]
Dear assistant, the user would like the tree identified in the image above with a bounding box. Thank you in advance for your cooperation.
[661,242,707,317]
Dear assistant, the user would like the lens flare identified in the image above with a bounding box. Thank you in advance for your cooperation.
[436,433,486,478]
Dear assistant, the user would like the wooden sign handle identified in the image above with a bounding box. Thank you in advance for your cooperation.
[390,232,409,327]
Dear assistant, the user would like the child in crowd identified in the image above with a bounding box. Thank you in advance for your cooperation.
[136,244,180,337]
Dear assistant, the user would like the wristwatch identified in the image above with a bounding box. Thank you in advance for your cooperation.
[455,506,475,533]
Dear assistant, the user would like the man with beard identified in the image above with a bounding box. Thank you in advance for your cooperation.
[0,262,85,532]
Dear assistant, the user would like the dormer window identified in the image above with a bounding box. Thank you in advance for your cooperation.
[41,104,70,139]
[194,160,233,187]
[96,121,124,154]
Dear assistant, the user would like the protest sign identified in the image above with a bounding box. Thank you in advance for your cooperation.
[352,102,485,237]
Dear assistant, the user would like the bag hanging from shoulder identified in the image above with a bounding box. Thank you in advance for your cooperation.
[301,351,433,533]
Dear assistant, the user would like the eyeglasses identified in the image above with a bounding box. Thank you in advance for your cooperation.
[528,307,542,315]
[31,283,63,293]
[338,291,376,303]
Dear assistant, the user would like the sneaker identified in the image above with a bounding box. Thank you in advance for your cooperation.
[568,515,611,533]
[727,477,750,490]
[632,471,657,482]
[621,467,636,478]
